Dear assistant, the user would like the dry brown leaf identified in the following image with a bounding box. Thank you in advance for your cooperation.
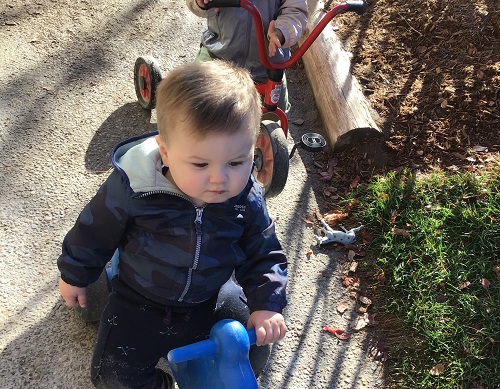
[341,276,360,287]
[458,280,471,290]
[324,326,351,340]
[350,176,361,188]
[392,228,410,237]
[430,363,445,376]
[336,301,349,314]
[493,265,500,279]
[306,251,312,258]
[358,306,368,313]
[350,316,367,331]
[323,210,348,224]
[348,261,358,273]
[390,210,398,224]
[480,278,490,288]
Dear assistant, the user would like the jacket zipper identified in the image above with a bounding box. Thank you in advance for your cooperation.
[178,207,204,302]
[135,190,205,302]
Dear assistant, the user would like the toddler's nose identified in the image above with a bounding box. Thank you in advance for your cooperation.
[210,167,228,184]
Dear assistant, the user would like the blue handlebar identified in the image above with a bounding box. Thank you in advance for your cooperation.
[167,320,259,388]
[168,327,257,364]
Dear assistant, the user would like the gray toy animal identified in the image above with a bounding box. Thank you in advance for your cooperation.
[314,220,363,245]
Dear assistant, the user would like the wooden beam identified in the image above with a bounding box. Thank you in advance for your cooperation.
[298,0,382,150]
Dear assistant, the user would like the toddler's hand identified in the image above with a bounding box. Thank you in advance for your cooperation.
[59,278,87,309]
[247,310,287,346]
[196,0,219,12]
[267,20,284,57]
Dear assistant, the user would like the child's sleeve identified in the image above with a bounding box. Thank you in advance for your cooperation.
[275,0,308,48]
[235,195,288,314]
[186,0,209,18]
[57,170,132,287]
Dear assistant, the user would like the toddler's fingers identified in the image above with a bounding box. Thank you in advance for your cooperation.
[77,290,87,309]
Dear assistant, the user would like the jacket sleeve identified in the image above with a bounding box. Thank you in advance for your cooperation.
[275,0,308,48]
[235,190,288,314]
[57,170,132,287]
[186,0,209,18]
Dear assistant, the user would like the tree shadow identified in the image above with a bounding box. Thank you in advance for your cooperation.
[84,102,156,172]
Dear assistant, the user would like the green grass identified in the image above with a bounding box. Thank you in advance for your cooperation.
[347,167,499,388]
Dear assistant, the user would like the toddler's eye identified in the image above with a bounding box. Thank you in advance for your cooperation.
[229,161,243,167]
[193,163,208,168]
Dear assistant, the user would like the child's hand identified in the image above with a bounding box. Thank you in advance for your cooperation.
[196,0,219,12]
[267,20,284,57]
[247,310,287,346]
[59,278,87,309]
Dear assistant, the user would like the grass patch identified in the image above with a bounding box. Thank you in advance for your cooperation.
[348,167,499,388]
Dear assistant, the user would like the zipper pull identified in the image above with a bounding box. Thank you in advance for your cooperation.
[194,207,203,233]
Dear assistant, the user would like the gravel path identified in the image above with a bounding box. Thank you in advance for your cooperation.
[0,0,383,387]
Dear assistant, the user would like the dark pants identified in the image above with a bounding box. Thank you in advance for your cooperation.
[91,277,269,389]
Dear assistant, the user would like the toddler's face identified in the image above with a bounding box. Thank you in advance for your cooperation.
[156,122,255,207]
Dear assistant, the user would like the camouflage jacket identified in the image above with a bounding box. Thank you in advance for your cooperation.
[57,133,287,313]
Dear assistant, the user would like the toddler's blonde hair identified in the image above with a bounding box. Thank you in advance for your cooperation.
[156,60,261,142]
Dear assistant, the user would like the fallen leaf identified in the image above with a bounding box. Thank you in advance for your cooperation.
[392,228,410,237]
[390,210,398,224]
[350,176,361,188]
[471,145,488,152]
[319,158,338,181]
[441,99,448,108]
[323,211,348,224]
[336,301,349,314]
[323,326,350,340]
[378,193,389,202]
[458,280,471,290]
[306,251,312,258]
[350,316,367,330]
[292,118,304,125]
[493,265,500,279]
[363,312,377,326]
[359,296,372,306]
[341,276,360,287]
[348,250,356,261]
[430,363,445,376]
[348,261,358,273]
[480,278,490,288]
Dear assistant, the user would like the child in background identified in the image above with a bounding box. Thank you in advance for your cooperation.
[186,0,308,112]
[58,60,288,389]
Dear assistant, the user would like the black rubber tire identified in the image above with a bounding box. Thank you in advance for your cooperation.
[74,268,111,323]
[134,56,162,110]
[254,120,289,198]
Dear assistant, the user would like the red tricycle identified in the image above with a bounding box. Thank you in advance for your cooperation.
[133,0,368,198]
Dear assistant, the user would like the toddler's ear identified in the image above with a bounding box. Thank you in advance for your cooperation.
[155,135,169,166]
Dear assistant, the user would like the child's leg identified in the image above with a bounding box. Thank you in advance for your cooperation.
[194,45,218,62]
[90,278,216,389]
[213,277,271,377]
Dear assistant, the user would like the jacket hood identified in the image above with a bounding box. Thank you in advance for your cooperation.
[111,132,183,196]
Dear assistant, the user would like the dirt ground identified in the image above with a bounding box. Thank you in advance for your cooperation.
[317,0,499,198]
[0,0,498,388]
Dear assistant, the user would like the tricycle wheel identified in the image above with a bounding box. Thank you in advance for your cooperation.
[134,56,162,110]
[74,268,111,323]
[254,120,289,198]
